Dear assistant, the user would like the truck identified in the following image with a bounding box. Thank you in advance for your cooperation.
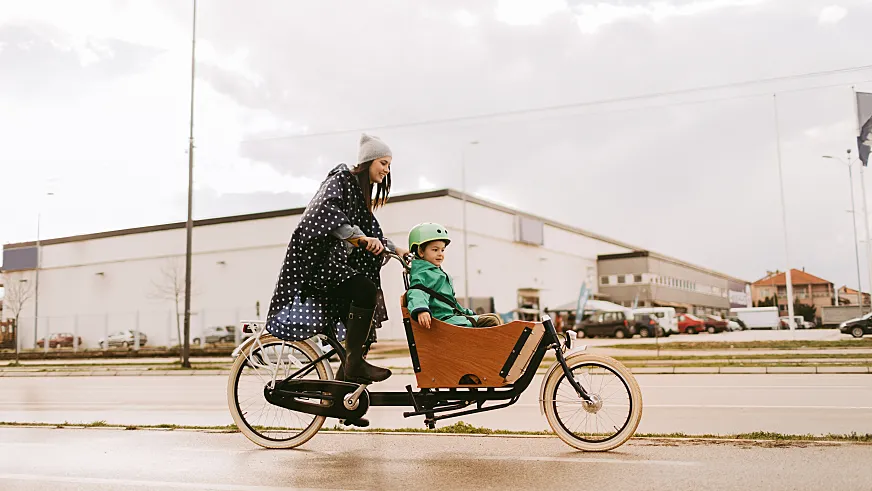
[821,305,870,327]
[729,307,779,330]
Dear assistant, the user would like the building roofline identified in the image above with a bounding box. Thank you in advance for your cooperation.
[2,188,744,284]
[752,268,833,287]
[4,188,641,251]
[2,189,452,250]
[597,250,749,285]
[441,190,642,252]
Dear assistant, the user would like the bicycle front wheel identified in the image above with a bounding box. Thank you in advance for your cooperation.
[227,334,330,449]
[542,353,643,452]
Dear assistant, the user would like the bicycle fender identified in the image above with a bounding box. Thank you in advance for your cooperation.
[231,335,259,359]
[231,335,334,381]
[538,346,588,416]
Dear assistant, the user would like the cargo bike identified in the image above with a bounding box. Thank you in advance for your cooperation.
[227,249,642,451]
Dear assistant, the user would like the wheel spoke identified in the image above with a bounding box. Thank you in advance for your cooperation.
[551,361,634,443]
[231,340,326,444]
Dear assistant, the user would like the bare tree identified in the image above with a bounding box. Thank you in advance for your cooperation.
[148,259,190,363]
[2,276,34,363]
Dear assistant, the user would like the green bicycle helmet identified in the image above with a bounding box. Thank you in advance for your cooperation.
[408,222,451,255]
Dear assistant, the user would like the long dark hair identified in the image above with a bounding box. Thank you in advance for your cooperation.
[351,160,391,212]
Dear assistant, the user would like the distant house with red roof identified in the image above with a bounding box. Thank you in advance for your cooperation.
[837,286,871,306]
[751,269,835,316]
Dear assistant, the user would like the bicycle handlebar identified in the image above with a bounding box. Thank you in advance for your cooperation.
[348,237,411,271]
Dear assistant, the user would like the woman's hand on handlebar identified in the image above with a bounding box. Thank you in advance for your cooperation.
[358,237,385,255]
[417,312,432,329]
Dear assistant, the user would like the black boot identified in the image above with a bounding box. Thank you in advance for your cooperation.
[343,305,392,384]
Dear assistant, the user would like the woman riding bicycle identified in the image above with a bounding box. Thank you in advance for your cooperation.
[265,133,408,386]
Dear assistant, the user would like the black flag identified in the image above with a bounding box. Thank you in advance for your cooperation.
[856,91,872,166]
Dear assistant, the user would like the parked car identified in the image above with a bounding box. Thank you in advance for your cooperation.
[727,316,747,330]
[677,313,706,334]
[840,313,872,338]
[702,315,729,334]
[98,330,148,349]
[632,313,664,338]
[193,325,237,345]
[36,332,83,349]
[726,320,742,331]
[778,316,808,329]
[632,307,677,336]
[575,310,633,339]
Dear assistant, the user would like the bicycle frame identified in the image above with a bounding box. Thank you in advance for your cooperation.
[242,250,592,429]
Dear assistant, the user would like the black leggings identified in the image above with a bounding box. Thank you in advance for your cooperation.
[329,274,377,311]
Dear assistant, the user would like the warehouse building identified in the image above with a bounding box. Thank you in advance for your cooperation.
[2,189,643,348]
[596,251,751,317]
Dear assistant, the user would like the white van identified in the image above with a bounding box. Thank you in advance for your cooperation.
[632,307,678,336]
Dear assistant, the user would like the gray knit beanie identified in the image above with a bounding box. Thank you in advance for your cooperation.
[357,133,392,164]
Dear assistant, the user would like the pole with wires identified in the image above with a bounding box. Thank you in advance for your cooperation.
[182,0,197,368]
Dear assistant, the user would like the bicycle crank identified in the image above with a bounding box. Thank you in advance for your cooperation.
[264,379,370,421]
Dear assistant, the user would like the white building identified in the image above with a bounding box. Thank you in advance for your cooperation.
[1,189,636,348]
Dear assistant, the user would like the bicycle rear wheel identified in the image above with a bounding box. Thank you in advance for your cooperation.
[227,334,330,449]
[542,353,642,452]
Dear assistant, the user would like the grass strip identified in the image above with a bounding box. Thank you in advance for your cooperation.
[1,420,871,443]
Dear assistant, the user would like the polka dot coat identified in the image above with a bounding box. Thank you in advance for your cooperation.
[266,164,389,342]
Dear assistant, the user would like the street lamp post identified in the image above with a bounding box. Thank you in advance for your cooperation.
[823,154,864,309]
[772,95,796,329]
[461,140,479,311]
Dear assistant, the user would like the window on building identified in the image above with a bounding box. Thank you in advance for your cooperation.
[514,216,544,246]
[517,290,540,322]
[601,276,610,285]
[617,275,626,284]
[634,274,643,283]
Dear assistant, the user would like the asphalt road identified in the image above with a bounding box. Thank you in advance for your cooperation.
[0,427,868,491]
[2,373,871,435]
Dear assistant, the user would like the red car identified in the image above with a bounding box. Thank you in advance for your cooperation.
[702,315,729,334]
[677,314,706,335]
[36,332,83,348]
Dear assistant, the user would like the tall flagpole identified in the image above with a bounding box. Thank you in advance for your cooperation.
[854,86,872,311]
[773,94,796,329]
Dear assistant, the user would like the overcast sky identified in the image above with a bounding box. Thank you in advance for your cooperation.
[2,0,872,289]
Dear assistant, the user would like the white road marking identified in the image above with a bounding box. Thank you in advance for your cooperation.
[469,455,700,466]
[0,473,354,491]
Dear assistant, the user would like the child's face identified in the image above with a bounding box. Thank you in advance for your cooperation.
[419,241,447,267]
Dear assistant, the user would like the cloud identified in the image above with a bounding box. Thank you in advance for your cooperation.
[818,5,848,24]
[495,0,568,25]
[572,0,769,34]
[4,0,872,292]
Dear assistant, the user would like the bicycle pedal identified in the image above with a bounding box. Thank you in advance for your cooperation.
[341,418,370,428]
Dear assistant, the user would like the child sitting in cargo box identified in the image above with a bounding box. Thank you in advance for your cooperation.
[405,222,502,329]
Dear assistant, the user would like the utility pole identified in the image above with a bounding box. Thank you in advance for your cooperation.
[33,212,41,349]
[182,0,197,368]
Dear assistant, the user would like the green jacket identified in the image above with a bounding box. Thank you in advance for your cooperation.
[407,259,475,327]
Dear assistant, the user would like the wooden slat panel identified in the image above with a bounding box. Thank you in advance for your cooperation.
[505,323,546,383]
[401,298,538,388]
